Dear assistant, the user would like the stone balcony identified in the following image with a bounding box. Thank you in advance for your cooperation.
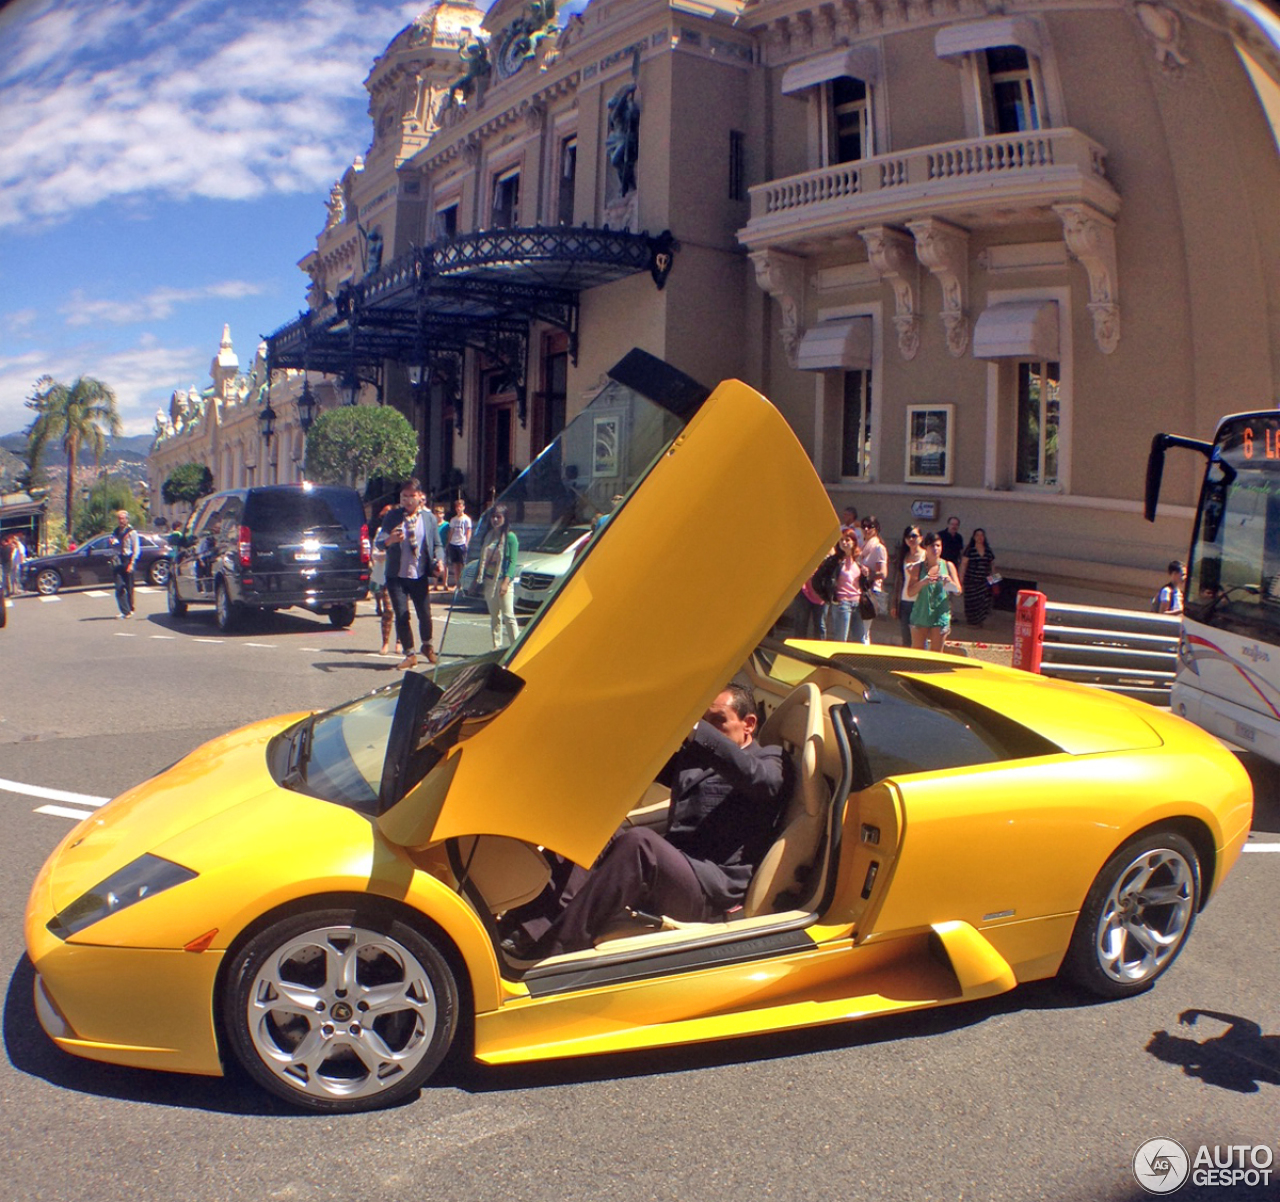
[739,127,1120,254]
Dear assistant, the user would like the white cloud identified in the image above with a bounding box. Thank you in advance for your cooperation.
[60,280,270,326]
[0,0,427,230]
[0,337,202,437]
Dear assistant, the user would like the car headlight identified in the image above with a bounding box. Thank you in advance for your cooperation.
[46,854,197,939]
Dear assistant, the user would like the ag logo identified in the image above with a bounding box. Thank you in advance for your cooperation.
[1133,1138,1190,1194]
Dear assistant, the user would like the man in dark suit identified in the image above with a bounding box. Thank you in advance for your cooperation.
[504,682,789,959]
[376,478,444,669]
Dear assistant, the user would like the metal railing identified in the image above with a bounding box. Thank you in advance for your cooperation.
[1039,601,1180,705]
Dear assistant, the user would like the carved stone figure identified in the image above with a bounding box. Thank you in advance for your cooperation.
[325,182,345,230]
[606,83,640,195]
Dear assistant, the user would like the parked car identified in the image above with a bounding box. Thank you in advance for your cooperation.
[512,524,593,613]
[22,532,171,595]
[25,352,1253,1114]
[166,483,370,631]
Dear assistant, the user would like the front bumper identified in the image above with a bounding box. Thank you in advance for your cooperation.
[25,900,225,1076]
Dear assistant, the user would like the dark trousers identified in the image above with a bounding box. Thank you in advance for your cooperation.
[522,827,713,956]
[113,565,135,615]
[387,574,432,653]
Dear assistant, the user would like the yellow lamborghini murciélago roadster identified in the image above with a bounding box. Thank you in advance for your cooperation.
[25,352,1252,1112]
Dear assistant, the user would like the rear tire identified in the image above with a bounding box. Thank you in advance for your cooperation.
[167,575,187,617]
[215,581,240,632]
[148,558,170,587]
[35,568,61,596]
[328,604,356,629]
[222,907,459,1113]
[1062,830,1200,999]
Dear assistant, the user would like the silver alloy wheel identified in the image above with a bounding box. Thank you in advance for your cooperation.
[148,558,170,586]
[35,568,61,596]
[1094,846,1195,985]
[244,924,440,1104]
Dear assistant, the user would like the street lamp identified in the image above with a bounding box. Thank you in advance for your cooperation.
[258,398,278,446]
[296,378,317,432]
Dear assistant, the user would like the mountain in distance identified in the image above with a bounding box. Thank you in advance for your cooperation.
[0,430,155,465]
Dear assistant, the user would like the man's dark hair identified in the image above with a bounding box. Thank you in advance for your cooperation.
[1168,559,1185,574]
[721,681,756,721]
[400,477,423,494]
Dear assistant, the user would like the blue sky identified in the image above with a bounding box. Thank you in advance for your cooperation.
[0,0,454,438]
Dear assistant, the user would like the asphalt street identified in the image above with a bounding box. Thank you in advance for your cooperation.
[0,585,1277,1202]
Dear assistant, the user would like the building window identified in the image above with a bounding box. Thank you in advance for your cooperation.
[434,203,458,241]
[986,46,1040,133]
[729,130,746,200]
[491,169,520,228]
[829,76,869,163]
[841,370,872,478]
[556,137,577,225]
[541,342,568,451]
[1016,360,1060,485]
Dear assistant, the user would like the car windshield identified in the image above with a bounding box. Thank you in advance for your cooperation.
[244,488,361,533]
[272,652,507,810]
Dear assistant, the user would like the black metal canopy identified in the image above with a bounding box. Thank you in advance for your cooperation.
[265,226,674,382]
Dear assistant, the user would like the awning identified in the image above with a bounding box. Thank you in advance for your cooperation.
[781,46,883,94]
[935,17,1043,59]
[972,300,1059,359]
[796,317,873,371]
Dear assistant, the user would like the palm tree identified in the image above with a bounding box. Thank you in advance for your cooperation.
[25,375,123,532]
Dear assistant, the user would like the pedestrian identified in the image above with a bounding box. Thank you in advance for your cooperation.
[939,515,964,573]
[476,504,520,649]
[431,505,449,590]
[370,503,397,656]
[840,506,864,548]
[1155,560,1185,614]
[906,530,961,652]
[109,509,140,618]
[377,478,444,670]
[796,545,839,639]
[960,527,997,628]
[858,515,889,636]
[825,530,867,644]
[0,534,16,597]
[892,525,925,646]
[445,497,473,589]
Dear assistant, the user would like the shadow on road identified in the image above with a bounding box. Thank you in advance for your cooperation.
[1146,1008,1280,1093]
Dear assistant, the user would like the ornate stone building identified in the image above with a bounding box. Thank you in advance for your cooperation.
[253,0,1279,600]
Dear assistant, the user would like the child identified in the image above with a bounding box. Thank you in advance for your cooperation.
[1155,560,1185,615]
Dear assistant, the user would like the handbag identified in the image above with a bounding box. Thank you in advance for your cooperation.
[858,592,877,621]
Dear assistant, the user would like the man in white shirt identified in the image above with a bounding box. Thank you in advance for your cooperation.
[445,498,472,589]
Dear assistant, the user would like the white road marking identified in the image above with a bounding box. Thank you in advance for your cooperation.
[0,777,110,806]
[151,634,175,639]
[194,637,223,644]
[84,590,110,598]
[114,631,136,637]
[35,804,96,822]
[1243,843,1280,853]
[245,643,277,649]
[39,595,60,603]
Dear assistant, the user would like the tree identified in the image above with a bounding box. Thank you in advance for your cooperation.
[74,476,145,543]
[162,461,214,511]
[25,376,123,532]
[304,405,418,489]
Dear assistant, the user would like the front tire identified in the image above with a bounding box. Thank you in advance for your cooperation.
[214,581,240,632]
[148,558,170,587]
[328,603,356,629]
[167,575,187,617]
[1063,831,1200,999]
[223,908,459,1113]
[35,568,62,596]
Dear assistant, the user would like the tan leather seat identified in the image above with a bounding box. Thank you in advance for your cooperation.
[744,682,829,917]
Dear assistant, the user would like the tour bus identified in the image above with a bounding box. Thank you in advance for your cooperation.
[1147,411,1280,763]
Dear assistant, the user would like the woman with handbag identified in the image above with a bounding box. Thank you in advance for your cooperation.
[905,530,962,652]
[825,531,868,644]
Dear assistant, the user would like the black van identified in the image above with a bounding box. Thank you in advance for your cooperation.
[167,484,370,631]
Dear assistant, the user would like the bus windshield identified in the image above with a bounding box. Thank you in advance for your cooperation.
[1187,414,1280,639]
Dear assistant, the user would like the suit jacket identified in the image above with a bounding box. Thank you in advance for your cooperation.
[661,723,789,911]
[376,506,443,580]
